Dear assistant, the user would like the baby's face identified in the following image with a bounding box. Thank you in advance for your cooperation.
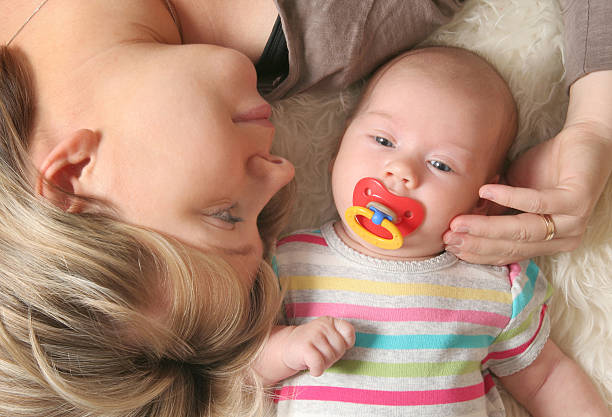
[332,60,508,259]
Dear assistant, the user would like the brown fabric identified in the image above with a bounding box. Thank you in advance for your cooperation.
[561,0,612,89]
[267,0,464,100]
[267,0,612,100]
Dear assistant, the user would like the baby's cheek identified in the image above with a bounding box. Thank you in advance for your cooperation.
[332,188,353,216]
[422,207,455,237]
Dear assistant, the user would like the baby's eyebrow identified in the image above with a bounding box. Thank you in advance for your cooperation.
[444,143,473,158]
[362,110,394,120]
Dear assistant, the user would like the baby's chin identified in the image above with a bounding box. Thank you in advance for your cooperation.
[334,220,442,261]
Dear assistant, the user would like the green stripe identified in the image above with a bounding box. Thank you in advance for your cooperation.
[326,359,480,378]
[545,281,554,301]
[494,310,535,343]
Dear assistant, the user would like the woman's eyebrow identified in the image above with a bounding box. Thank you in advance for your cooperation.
[213,244,256,257]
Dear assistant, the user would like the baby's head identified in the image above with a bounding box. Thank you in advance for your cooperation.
[332,46,517,259]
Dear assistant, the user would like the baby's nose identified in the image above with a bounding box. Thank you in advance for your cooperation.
[383,160,419,192]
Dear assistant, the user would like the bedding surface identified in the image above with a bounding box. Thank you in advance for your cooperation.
[270,0,611,414]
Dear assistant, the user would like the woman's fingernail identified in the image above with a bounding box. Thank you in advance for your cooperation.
[446,245,460,254]
[480,190,494,200]
[454,226,469,233]
[445,236,463,246]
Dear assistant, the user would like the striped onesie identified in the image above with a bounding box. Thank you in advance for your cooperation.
[273,222,552,417]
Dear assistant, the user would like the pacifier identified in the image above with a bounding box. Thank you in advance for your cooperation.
[344,178,424,250]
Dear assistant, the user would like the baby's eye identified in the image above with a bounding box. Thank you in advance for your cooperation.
[212,208,243,224]
[428,160,452,172]
[374,136,394,147]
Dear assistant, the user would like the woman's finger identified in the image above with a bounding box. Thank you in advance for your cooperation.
[445,235,580,266]
[479,184,585,217]
[446,212,584,242]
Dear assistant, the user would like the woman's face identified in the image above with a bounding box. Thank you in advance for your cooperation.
[76,43,295,280]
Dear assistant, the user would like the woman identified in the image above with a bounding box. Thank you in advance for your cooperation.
[1,0,610,415]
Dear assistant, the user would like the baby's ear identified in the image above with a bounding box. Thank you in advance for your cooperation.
[37,129,100,212]
[472,174,501,215]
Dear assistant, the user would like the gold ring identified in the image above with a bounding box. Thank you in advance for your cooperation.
[540,214,556,241]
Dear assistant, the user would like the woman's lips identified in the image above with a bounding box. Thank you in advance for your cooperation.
[233,104,274,127]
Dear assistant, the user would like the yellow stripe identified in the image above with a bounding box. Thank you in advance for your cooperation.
[281,275,512,304]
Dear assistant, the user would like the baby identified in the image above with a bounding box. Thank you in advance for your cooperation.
[256,47,610,416]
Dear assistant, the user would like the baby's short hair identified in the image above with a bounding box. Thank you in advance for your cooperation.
[349,46,518,175]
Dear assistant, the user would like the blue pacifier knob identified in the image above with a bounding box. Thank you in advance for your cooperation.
[369,206,393,226]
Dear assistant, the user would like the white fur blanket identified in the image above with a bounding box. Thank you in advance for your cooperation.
[270,0,612,414]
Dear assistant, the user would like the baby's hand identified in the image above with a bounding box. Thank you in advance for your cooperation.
[282,317,355,377]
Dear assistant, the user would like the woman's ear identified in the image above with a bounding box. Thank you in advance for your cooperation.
[36,129,100,212]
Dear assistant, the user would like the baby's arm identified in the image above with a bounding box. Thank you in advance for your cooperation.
[500,339,610,417]
[254,316,355,386]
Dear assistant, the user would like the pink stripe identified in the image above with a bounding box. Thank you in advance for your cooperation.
[482,304,547,365]
[286,302,508,328]
[275,378,491,405]
[277,233,327,247]
[483,372,495,393]
[508,263,521,285]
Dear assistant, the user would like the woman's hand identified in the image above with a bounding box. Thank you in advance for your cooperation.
[443,71,612,265]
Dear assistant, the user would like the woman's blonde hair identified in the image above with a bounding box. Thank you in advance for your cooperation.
[0,45,287,417]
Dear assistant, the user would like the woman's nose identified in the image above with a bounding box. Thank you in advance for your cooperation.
[383,159,419,191]
[247,152,295,185]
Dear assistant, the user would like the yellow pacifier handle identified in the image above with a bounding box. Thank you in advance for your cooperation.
[345,206,403,250]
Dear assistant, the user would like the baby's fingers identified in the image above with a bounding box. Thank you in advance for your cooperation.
[333,317,356,349]
[306,317,354,376]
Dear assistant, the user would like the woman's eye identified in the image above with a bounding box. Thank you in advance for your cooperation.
[374,136,394,147]
[429,160,452,172]
[212,209,243,224]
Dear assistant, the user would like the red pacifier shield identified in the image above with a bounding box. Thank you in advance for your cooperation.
[352,177,424,239]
